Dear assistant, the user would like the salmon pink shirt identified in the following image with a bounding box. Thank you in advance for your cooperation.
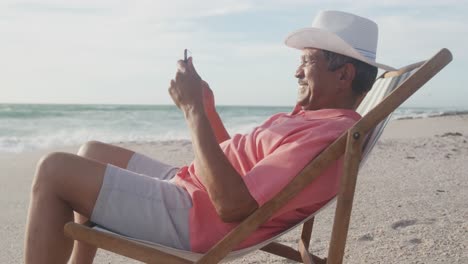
[173,108,361,253]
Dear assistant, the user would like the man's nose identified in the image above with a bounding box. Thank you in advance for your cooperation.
[295,66,304,79]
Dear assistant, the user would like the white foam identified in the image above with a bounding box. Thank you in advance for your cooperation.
[1,105,466,153]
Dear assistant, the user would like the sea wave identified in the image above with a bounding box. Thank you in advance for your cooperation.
[0,104,467,153]
[392,109,468,120]
[0,130,191,153]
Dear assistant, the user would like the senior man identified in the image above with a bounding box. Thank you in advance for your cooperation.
[25,10,392,263]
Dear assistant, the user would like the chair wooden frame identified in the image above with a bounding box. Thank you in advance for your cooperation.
[65,49,452,264]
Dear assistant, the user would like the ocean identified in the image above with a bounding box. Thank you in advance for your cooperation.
[1,104,467,153]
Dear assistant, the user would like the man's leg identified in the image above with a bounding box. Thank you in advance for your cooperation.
[71,141,135,264]
[25,152,107,264]
[77,140,135,168]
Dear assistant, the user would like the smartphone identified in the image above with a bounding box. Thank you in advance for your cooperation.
[184,49,191,63]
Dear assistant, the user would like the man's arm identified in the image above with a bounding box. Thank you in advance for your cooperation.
[202,81,231,144]
[169,58,257,222]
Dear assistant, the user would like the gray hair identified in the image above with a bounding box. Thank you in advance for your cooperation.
[322,50,378,96]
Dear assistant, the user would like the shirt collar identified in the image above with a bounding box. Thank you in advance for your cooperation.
[289,104,361,121]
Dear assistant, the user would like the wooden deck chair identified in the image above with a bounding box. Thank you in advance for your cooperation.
[64,49,452,264]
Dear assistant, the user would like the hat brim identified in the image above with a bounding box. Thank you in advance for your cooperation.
[285,28,395,71]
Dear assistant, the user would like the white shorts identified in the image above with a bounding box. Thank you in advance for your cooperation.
[90,153,192,250]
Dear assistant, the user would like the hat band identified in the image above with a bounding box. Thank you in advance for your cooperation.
[355,47,376,61]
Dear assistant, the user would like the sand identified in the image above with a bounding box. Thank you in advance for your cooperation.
[1,114,467,263]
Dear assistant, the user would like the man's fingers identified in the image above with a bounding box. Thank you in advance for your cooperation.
[175,71,183,82]
[177,60,186,73]
[176,57,201,82]
[168,80,175,95]
[187,57,201,78]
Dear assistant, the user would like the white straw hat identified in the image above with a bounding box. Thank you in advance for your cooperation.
[285,10,394,71]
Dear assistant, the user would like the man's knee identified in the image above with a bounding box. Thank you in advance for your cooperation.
[32,152,72,194]
[77,140,105,157]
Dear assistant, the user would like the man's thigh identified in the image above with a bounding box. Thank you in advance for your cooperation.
[126,152,179,180]
[78,141,135,168]
[90,164,192,250]
[78,141,179,180]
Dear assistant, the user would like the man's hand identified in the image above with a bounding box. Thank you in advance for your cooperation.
[201,81,231,143]
[168,57,203,113]
[202,80,216,115]
[169,57,256,222]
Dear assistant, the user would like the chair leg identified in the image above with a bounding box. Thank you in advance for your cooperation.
[261,241,327,264]
[261,242,303,262]
[297,218,328,264]
[326,129,364,264]
[298,218,314,264]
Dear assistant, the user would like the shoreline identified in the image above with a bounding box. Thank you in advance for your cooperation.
[0,113,467,263]
[392,111,468,120]
[2,113,468,156]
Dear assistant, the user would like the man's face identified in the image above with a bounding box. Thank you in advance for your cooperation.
[295,48,342,110]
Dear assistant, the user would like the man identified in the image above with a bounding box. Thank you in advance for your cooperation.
[24,10,392,263]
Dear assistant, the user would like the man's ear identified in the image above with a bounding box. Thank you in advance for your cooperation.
[339,63,356,82]
[335,63,356,95]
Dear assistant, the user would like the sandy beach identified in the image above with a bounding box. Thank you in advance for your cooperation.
[1,114,467,264]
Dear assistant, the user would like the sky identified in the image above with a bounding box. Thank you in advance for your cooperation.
[0,0,467,108]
